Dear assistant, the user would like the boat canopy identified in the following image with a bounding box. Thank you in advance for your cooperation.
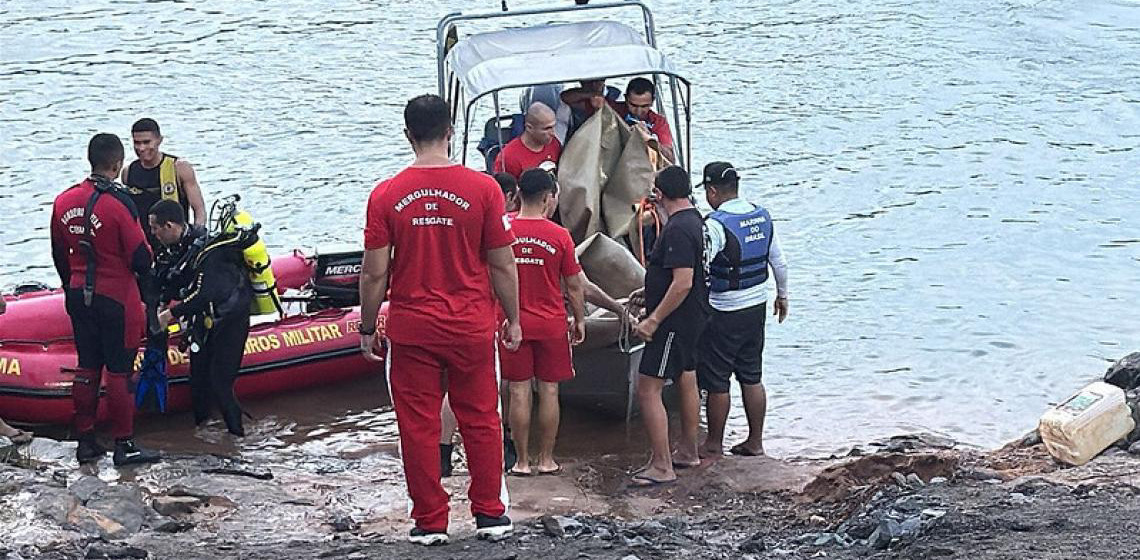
[445,21,684,103]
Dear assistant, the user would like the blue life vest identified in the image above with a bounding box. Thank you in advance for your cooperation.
[707,205,773,292]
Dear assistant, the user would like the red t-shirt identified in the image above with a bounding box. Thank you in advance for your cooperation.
[510,216,582,339]
[615,102,674,151]
[364,165,515,344]
[492,136,562,179]
[50,179,150,306]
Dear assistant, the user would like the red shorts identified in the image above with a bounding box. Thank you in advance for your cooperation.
[499,336,575,383]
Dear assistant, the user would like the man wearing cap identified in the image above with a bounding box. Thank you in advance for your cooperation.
[628,166,707,486]
[697,162,788,458]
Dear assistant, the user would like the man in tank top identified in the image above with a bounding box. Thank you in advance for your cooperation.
[122,118,206,248]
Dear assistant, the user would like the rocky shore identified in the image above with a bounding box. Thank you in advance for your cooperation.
[4,353,1138,559]
[3,429,1139,560]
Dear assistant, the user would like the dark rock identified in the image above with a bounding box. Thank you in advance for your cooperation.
[329,514,359,532]
[153,520,193,533]
[202,464,273,480]
[69,506,128,539]
[873,433,957,453]
[960,467,1004,482]
[85,485,147,537]
[69,475,108,503]
[540,515,583,538]
[631,520,667,535]
[1129,441,1140,456]
[84,544,148,559]
[868,519,901,550]
[843,516,878,540]
[1017,430,1043,448]
[151,496,202,517]
[899,515,924,536]
[738,531,766,553]
[166,485,213,500]
[36,489,79,524]
[622,535,651,547]
[1104,352,1140,391]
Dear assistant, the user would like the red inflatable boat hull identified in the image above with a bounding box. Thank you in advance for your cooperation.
[0,251,384,425]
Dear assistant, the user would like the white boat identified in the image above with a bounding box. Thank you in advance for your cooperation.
[435,1,694,417]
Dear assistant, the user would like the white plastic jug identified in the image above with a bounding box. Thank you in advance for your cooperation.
[1038,381,1136,466]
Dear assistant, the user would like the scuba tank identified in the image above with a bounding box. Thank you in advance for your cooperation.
[210,195,283,316]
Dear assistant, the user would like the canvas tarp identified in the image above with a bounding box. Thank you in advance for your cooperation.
[557,105,660,245]
[575,232,645,351]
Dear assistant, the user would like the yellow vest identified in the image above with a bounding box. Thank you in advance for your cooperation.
[159,155,180,203]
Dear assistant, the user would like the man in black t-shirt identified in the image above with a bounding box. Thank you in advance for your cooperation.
[629,166,707,486]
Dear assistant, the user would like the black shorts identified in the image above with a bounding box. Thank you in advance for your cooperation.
[697,302,766,393]
[65,290,140,374]
[638,326,702,381]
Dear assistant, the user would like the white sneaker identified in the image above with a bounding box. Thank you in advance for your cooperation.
[408,527,449,546]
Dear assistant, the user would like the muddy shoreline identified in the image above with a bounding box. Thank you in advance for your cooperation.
[3,431,1138,560]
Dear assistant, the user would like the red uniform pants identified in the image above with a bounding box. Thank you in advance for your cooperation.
[389,340,507,532]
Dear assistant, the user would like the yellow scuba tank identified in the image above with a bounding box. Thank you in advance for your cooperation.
[222,208,282,316]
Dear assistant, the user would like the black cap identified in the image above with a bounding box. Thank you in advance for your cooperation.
[698,161,739,188]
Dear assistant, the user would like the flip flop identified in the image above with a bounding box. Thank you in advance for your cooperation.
[729,443,764,457]
[507,468,533,477]
[672,460,701,469]
[630,473,675,487]
[536,465,563,476]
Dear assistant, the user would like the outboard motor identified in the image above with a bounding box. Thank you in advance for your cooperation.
[311,250,363,310]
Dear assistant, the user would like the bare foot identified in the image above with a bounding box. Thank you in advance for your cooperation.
[631,465,676,486]
[671,450,700,468]
[729,442,766,457]
[698,440,724,459]
[535,459,562,475]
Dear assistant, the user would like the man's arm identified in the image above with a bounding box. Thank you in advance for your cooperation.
[49,205,70,288]
[634,267,692,341]
[358,246,391,362]
[563,272,587,345]
[176,160,207,226]
[582,275,624,315]
[768,229,789,323]
[487,245,522,350]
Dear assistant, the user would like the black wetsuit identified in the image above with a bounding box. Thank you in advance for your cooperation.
[162,229,252,436]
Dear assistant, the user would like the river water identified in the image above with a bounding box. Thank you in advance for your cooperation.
[1,0,1138,462]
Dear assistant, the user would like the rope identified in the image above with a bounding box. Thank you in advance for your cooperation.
[618,298,636,353]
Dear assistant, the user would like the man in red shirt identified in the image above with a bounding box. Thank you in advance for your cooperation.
[492,102,561,179]
[615,77,675,163]
[359,94,521,546]
[50,133,160,466]
[501,169,585,476]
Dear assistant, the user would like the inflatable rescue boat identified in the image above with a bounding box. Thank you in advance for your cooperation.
[0,250,384,425]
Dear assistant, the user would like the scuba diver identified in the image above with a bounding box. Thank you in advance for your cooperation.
[149,198,258,437]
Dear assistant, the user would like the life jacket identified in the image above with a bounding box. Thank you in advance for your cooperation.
[707,204,773,293]
[157,155,180,203]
